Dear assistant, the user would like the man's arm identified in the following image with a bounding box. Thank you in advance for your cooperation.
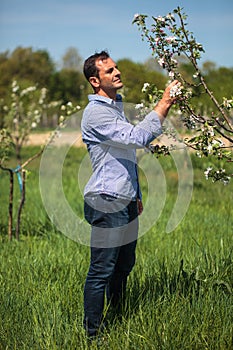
[82,80,179,148]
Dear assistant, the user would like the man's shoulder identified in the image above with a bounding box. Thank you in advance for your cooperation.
[84,98,109,116]
[87,93,122,104]
[88,94,112,104]
[84,94,119,114]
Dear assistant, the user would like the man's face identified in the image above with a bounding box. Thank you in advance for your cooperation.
[95,57,123,92]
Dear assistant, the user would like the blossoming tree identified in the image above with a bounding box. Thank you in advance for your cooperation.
[133,7,233,184]
[0,81,71,240]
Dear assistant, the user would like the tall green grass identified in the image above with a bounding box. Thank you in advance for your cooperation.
[0,147,232,349]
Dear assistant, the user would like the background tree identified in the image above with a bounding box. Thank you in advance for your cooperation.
[117,58,167,102]
[49,69,88,108]
[49,47,88,108]
[0,82,74,240]
[0,47,88,127]
[61,47,83,71]
[0,47,54,99]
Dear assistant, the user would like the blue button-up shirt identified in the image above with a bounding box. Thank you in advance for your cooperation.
[81,94,163,200]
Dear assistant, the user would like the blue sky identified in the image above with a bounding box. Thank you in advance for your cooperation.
[0,0,233,67]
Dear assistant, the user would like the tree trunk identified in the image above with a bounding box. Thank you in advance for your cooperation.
[15,170,26,240]
[8,169,14,240]
[15,143,21,163]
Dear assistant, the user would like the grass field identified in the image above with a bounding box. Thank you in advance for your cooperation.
[0,147,232,349]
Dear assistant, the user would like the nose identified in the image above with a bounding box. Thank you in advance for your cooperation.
[115,67,121,75]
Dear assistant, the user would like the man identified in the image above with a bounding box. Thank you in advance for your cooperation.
[81,50,178,337]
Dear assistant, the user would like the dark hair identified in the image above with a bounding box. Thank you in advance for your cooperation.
[83,50,109,81]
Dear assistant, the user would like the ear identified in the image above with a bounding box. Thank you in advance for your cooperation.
[89,76,100,88]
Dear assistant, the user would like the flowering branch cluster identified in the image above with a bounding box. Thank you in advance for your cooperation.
[0,129,13,165]
[45,101,81,145]
[1,81,61,161]
[60,101,81,121]
[133,7,233,183]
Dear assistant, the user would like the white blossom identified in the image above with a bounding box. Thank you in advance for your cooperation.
[156,16,165,22]
[204,167,212,179]
[12,81,19,92]
[223,98,233,109]
[222,177,230,185]
[186,89,193,98]
[166,36,177,44]
[39,88,47,104]
[158,57,165,67]
[201,125,214,137]
[170,83,182,97]
[166,13,174,20]
[135,103,144,110]
[20,86,36,97]
[12,86,19,93]
[48,101,60,108]
[208,127,215,137]
[212,139,219,146]
[171,57,178,64]
[142,82,150,92]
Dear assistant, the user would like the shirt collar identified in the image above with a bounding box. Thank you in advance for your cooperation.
[88,94,123,111]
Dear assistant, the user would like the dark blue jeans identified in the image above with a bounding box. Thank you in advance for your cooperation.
[83,194,138,337]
